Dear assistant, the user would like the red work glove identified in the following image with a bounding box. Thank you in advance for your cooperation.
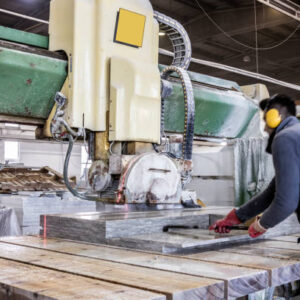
[209,209,241,233]
[248,217,267,238]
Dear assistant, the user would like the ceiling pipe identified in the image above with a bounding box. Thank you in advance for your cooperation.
[159,48,300,92]
[0,8,49,24]
[256,0,300,22]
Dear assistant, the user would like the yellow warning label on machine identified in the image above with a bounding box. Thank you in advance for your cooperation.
[114,8,146,47]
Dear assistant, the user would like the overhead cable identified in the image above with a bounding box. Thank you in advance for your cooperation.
[193,0,300,51]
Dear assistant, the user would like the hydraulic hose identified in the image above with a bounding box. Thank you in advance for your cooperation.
[64,134,100,201]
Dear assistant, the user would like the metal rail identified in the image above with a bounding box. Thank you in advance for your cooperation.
[0,8,49,24]
[159,48,300,92]
[257,0,300,22]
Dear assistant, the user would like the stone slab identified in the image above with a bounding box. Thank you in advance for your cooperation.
[108,231,251,253]
[221,244,300,260]
[250,240,300,251]
[40,208,300,254]
[0,193,96,234]
[108,213,300,253]
[41,207,232,242]
[270,235,299,243]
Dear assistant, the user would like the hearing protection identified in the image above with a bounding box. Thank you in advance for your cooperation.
[265,108,282,128]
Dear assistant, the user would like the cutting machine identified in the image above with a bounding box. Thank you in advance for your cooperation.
[0,0,266,207]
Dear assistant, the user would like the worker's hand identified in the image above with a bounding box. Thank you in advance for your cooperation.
[209,209,241,233]
[248,217,267,238]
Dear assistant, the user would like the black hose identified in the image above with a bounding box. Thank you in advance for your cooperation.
[64,134,100,201]
[161,97,165,139]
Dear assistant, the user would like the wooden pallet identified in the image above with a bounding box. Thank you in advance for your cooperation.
[0,235,300,299]
[0,166,75,193]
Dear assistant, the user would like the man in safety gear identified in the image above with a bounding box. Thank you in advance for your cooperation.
[210,94,300,238]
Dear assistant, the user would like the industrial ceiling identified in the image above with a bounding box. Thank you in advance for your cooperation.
[0,0,299,99]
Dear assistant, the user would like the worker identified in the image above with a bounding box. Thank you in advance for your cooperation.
[210,94,300,238]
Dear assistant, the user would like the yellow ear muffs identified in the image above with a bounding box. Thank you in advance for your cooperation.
[266,108,281,128]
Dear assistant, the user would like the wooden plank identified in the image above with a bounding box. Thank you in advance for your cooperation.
[0,258,164,300]
[0,241,225,300]
[0,236,268,299]
[184,250,300,287]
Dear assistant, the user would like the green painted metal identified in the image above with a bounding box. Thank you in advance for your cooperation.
[0,46,67,119]
[0,26,49,49]
[164,81,258,138]
[0,31,257,136]
[159,64,241,91]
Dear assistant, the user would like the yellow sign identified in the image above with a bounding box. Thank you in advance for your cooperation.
[114,8,146,47]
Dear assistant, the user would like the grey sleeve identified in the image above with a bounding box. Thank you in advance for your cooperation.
[260,135,300,229]
[235,177,275,222]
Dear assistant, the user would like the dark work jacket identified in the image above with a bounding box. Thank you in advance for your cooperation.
[236,116,300,229]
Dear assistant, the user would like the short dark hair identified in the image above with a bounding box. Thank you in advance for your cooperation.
[259,94,296,116]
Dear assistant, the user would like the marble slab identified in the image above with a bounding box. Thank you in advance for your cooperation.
[108,231,252,253]
[108,214,300,253]
[0,207,21,236]
[250,240,300,251]
[0,236,267,299]
[0,193,96,235]
[0,242,225,300]
[221,244,300,260]
[40,207,300,254]
[41,207,232,242]
[269,235,299,243]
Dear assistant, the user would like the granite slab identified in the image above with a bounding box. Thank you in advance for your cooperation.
[0,242,225,300]
[40,208,300,253]
[270,235,299,243]
[0,193,96,234]
[0,207,21,236]
[108,231,252,253]
[250,240,300,251]
[41,207,231,242]
[108,214,300,253]
[0,258,164,300]
[0,236,268,299]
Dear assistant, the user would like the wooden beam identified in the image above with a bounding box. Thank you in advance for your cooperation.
[0,258,164,300]
[0,241,225,300]
[186,249,300,287]
[0,236,270,298]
